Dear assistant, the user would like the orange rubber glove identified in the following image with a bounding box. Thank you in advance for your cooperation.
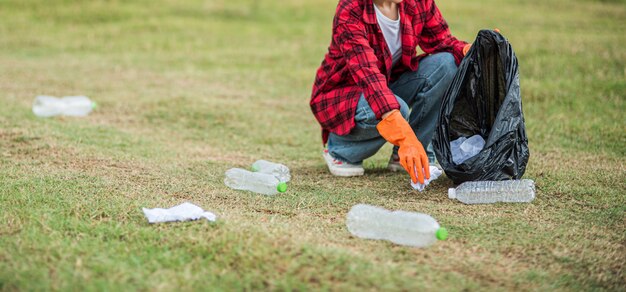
[376,110,430,184]
[463,28,501,56]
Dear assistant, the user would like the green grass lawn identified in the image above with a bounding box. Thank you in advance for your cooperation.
[1,0,624,290]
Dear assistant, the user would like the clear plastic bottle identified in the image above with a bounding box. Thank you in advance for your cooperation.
[451,134,485,165]
[448,179,535,204]
[33,95,97,117]
[346,204,448,247]
[251,160,291,183]
[224,168,287,195]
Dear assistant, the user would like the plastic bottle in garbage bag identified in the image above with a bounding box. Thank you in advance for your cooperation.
[224,168,287,195]
[451,135,485,165]
[448,179,535,204]
[33,95,96,117]
[346,204,448,247]
[251,160,291,183]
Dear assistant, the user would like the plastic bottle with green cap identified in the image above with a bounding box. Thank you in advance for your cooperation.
[224,168,287,195]
[251,160,290,183]
[346,204,448,247]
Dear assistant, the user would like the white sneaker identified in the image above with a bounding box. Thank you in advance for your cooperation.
[323,149,364,177]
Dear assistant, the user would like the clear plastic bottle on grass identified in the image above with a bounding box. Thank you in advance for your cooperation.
[251,160,291,183]
[346,204,448,248]
[32,95,97,117]
[448,179,535,204]
[224,168,287,195]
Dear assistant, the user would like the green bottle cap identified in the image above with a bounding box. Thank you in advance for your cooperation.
[436,227,448,241]
[276,182,287,193]
[251,164,259,172]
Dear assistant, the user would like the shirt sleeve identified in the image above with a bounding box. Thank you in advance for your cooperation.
[334,22,400,120]
[418,0,468,64]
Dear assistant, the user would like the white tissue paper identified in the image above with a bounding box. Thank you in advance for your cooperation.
[142,202,216,224]
[410,166,444,192]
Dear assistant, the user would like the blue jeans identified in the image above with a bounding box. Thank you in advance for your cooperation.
[327,53,457,164]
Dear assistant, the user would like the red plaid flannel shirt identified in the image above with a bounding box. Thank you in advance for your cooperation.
[310,0,467,144]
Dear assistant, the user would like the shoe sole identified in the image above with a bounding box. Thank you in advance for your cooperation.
[387,163,403,172]
[323,152,364,177]
[328,167,364,177]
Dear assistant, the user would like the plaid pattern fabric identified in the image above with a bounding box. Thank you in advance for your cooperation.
[310,0,467,144]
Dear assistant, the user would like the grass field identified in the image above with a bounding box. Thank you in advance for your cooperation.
[1,0,625,290]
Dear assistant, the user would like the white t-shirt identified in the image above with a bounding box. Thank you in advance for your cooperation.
[373,4,402,67]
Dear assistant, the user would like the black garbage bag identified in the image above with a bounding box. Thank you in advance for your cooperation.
[433,30,529,184]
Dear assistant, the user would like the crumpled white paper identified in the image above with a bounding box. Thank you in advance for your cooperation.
[142,202,216,224]
[410,166,444,192]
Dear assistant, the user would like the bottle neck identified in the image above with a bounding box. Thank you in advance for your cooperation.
[448,188,456,199]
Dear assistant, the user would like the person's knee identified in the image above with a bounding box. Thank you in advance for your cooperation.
[438,53,457,84]
[354,95,378,126]
[395,95,410,120]
[425,53,457,105]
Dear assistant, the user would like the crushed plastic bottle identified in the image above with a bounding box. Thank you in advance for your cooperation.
[451,134,485,165]
[346,204,448,247]
[224,168,287,195]
[251,160,291,183]
[32,95,97,117]
[448,179,535,204]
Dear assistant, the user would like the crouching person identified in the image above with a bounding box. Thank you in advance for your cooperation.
[310,0,471,184]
